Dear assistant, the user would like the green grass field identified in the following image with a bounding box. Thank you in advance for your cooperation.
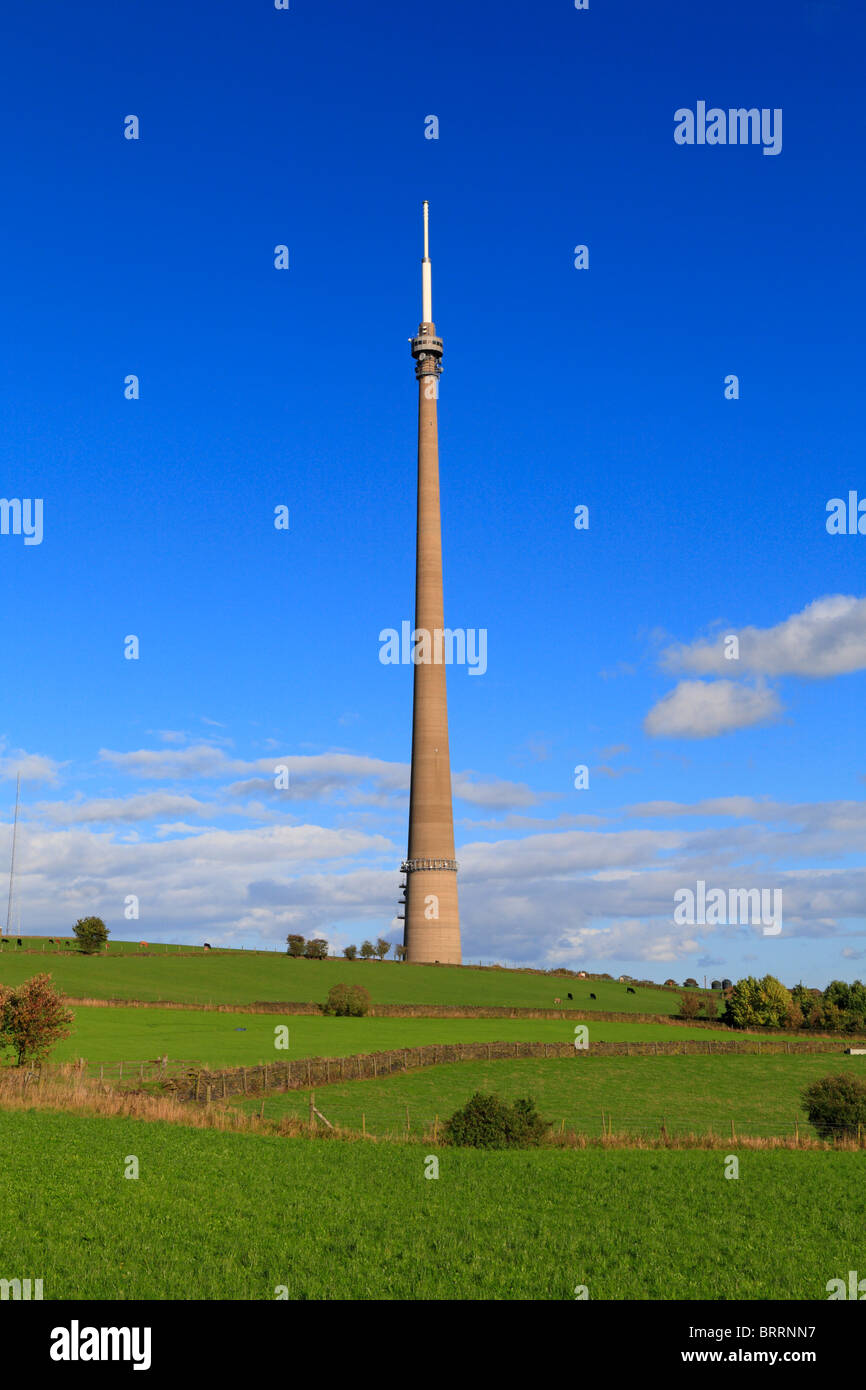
[1,1108,861,1299]
[231,1050,862,1138]
[50,1005,735,1069]
[0,940,701,1013]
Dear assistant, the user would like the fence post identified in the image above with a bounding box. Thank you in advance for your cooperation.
[362,1113,365,1137]
[119,1060,123,1079]
[309,1091,315,1132]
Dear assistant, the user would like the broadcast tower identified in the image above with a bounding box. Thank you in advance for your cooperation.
[400,203,462,965]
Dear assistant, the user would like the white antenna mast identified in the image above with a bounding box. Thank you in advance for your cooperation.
[422,200,432,324]
[5,772,20,937]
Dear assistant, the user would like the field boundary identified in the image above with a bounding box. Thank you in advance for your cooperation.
[163,1034,856,1104]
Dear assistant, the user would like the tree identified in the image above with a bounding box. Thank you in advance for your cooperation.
[679,991,701,1020]
[791,983,813,1022]
[683,977,699,988]
[756,975,792,1028]
[286,934,305,957]
[0,974,73,1066]
[73,916,108,955]
[724,975,792,1030]
[395,945,407,961]
[323,983,371,1017]
[702,993,718,1020]
[375,937,391,961]
[304,937,328,959]
[359,940,375,960]
[342,944,357,960]
[802,1073,866,1141]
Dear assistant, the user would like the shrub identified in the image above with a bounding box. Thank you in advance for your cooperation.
[679,991,701,1020]
[342,945,357,960]
[444,1091,550,1149]
[286,934,305,957]
[702,993,718,1020]
[323,983,371,1017]
[0,973,74,1066]
[801,1073,866,1141]
[72,916,108,955]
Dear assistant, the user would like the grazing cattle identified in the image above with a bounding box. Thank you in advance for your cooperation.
[554,997,561,1005]
[48,938,54,945]
[589,992,596,1000]
[203,942,212,950]
[567,992,573,1000]
[626,986,636,994]
[16,939,22,947]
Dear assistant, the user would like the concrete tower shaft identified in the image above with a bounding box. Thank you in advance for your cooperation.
[402,204,462,965]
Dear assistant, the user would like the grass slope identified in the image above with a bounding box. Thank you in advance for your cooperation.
[232,1051,863,1138]
[0,944,699,1013]
[49,1007,733,1069]
[1,1109,861,1299]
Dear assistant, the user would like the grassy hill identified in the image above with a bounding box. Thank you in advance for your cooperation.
[52,1005,733,1069]
[0,938,708,1013]
[1,1108,861,1299]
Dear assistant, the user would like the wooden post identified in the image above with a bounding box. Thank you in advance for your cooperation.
[309,1091,315,1131]
[100,1065,104,1082]
[731,1118,736,1143]
[119,1060,123,1079]
[362,1112,366,1137]
[259,1099,265,1119]
[243,1068,248,1095]
[406,1104,410,1136]
[434,1114,439,1143]
[795,1118,799,1145]
[206,1084,212,1104]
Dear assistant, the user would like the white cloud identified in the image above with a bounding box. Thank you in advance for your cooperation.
[661,594,866,678]
[0,742,63,786]
[644,679,783,739]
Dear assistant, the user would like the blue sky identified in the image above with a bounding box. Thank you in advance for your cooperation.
[1,0,865,986]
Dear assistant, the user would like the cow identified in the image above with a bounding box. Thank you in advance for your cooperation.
[16,939,22,948]
[203,942,212,951]
[554,997,561,1005]
[567,992,573,1000]
[589,992,597,1000]
[626,986,636,994]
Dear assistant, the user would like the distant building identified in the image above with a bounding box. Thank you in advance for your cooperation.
[711,979,722,990]
[721,977,732,990]
[664,978,678,988]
